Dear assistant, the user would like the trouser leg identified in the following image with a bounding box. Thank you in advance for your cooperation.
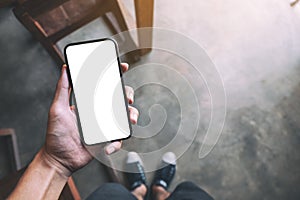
[166,181,214,200]
[87,183,137,200]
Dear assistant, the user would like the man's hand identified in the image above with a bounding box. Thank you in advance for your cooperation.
[9,63,138,200]
[42,63,139,177]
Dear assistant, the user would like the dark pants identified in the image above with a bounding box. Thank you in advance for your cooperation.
[87,181,214,200]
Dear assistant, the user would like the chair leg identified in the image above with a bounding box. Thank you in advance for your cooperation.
[0,129,21,172]
[40,41,65,66]
[110,0,140,63]
[65,177,81,200]
[134,0,154,55]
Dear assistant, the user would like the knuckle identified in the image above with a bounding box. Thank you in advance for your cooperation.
[49,104,64,116]
[114,142,122,150]
[130,106,139,116]
[125,86,134,95]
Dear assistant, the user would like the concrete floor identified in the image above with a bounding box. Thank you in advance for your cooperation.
[1,0,300,199]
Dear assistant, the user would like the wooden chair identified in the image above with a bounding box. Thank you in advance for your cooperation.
[12,0,140,66]
[0,129,21,173]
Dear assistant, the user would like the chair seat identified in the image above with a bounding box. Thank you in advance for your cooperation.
[36,0,106,37]
[13,0,143,65]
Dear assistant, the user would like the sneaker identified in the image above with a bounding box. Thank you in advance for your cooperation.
[124,152,147,191]
[152,152,176,190]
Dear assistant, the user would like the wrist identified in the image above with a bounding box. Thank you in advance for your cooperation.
[9,149,69,199]
[39,147,72,178]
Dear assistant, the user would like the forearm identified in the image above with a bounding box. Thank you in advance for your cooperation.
[8,148,69,200]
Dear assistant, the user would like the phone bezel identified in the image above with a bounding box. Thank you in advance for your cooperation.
[64,38,133,146]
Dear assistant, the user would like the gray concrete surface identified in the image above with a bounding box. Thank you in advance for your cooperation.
[1,0,300,199]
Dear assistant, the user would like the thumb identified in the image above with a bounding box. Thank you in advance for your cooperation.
[53,64,70,106]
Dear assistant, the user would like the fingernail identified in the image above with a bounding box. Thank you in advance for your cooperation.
[61,64,67,72]
[106,146,115,155]
[129,93,134,103]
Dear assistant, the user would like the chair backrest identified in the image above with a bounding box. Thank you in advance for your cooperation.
[15,0,69,17]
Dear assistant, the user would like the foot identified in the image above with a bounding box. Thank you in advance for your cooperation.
[124,152,147,199]
[152,185,171,200]
[132,184,147,200]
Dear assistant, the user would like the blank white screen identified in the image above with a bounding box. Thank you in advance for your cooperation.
[65,39,131,145]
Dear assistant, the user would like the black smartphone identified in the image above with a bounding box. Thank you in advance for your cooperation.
[64,38,132,145]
